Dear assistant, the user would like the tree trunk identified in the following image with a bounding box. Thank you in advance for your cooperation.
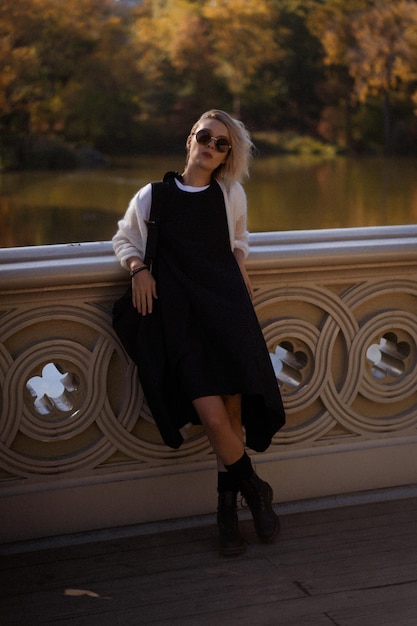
[383,89,392,154]
[233,92,241,119]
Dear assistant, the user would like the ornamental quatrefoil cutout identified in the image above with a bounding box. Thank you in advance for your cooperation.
[26,363,79,415]
[270,341,308,389]
[366,333,410,380]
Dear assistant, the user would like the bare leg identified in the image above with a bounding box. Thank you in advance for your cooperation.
[194,394,279,547]
[217,394,244,471]
[192,395,244,466]
[193,394,246,555]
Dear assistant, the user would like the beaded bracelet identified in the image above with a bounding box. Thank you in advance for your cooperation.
[129,265,149,278]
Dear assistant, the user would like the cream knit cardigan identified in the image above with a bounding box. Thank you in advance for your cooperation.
[112,178,250,270]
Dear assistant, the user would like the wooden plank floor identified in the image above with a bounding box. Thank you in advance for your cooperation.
[1,495,417,626]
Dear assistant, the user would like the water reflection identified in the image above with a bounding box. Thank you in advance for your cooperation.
[246,155,417,232]
[1,155,416,248]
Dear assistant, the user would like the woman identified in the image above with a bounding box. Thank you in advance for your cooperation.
[113,109,285,556]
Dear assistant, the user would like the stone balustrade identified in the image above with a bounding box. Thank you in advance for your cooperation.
[1,225,417,541]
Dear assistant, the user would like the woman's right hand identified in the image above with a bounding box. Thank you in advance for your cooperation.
[132,269,158,315]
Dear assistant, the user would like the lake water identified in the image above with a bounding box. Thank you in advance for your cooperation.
[1,155,417,248]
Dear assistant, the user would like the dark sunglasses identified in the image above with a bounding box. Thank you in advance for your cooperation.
[192,128,231,153]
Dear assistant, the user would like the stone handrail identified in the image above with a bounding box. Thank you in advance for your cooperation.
[1,225,417,541]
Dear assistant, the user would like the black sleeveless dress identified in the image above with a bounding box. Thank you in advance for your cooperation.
[127,173,285,451]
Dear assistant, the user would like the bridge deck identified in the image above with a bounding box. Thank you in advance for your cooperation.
[1,495,417,625]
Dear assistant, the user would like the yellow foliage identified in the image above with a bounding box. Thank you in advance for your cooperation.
[309,0,417,104]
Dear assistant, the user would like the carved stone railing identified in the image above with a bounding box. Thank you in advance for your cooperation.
[1,225,417,541]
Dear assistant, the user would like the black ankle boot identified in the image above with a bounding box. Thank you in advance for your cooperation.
[240,473,280,543]
[217,491,246,556]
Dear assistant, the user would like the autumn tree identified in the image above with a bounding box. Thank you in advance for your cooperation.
[57,9,142,152]
[5,0,417,162]
[0,0,45,137]
[0,0,139,158]
[308,0,417,151]
[201,0,283,118]
[130,0,282,125]
[348,1,417,150]
[130,0,240,144]
[268,1,324,132]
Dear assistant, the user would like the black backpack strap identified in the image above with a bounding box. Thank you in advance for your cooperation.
[144,180,167,270]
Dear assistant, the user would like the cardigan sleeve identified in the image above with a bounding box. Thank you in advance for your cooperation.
[226,182,250,258]
[112,183,152,270]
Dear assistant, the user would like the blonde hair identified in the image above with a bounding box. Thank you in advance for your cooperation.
[188,109,255,187]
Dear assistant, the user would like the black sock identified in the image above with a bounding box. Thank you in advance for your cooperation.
[217,471,239,494]
[224,452,253,484]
